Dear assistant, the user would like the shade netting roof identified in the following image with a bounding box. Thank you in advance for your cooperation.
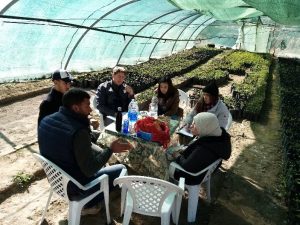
[0,0,299,82]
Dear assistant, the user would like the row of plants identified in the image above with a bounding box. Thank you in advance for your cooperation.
[278,57,300,225]
[134,50,272,121]
[72,48,271,121]
[178,50,271,120]
[73,47,222,92]
[222,51,272,120]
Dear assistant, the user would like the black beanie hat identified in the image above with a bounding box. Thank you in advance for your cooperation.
[203,82,219,97]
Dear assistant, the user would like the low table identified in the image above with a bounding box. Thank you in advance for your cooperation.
[97,118,180,179]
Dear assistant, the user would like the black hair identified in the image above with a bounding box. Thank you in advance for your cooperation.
[157,76,177,98]
[62,88,90,109]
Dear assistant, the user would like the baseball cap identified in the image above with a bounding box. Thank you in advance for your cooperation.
[52,69,73,83]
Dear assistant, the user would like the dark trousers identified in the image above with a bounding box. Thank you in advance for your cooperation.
[67,164,126,207]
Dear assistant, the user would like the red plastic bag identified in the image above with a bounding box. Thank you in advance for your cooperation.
[134,117,170,148]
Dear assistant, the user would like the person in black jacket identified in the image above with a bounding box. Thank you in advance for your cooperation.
[172,112,231,185]
[38,69,73,125]
[95,66,134,125]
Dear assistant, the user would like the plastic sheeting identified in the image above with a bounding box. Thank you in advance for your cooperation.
[0,0,300,82]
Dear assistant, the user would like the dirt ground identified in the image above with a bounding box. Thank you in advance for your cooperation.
[0,72,288,225]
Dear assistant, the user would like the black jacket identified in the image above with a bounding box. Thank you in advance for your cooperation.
[96,80,133,117]
[174,128,231,185]
[38,88,63,125]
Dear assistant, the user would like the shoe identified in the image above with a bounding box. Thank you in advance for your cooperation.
[81,204,102,216]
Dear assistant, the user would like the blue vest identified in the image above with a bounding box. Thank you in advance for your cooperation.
[38,106,91,185]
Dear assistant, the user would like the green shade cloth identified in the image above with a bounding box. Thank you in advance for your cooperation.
[0,0,299,82]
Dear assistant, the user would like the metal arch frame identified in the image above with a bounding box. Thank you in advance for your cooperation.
[64,0,139,69]
[115,9,182,65]
[136,13,180,63]
[184,18,215,49]
[148,13,197,59]
[170,14,200,54]
[0,0,19,15]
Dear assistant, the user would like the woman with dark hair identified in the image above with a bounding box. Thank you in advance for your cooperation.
[157,77,183,118]
[184,81,230,128]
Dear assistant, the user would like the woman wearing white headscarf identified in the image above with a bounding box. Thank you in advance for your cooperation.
[173,112,231,185]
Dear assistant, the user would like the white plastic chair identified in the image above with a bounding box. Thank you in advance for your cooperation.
[90,95,105,132]
[113,176,185,225]
[169,159,222,222]
[33,153,111,225]
[225,112,232,131]
[178,89,189,108]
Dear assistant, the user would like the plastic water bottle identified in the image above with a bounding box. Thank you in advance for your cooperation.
[115,107,122,132]
[149,96,158,118]
[128,99,139,122]
[128,99,139,134]
[122,119,129,134]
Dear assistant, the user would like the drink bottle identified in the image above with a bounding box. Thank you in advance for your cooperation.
[128,99,139,134]
[122,119,129,134]
[128,99,139,122]
[115,107,122,132]
[149,96,158,118]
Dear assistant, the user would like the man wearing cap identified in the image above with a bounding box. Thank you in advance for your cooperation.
[95,66,134,125]
[38,69,73,125]
[184,81,230,129]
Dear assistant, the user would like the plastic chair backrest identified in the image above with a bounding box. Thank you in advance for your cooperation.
[225,112,232,131]
[90,95,105,131]
[91,95,98,111]
[201,159,222,183]
[34,153,84,201]
[114,176,184,217]
[169,158,222,181]
[178,89,189,108]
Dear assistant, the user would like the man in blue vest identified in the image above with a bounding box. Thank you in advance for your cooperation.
[38,88,132,215]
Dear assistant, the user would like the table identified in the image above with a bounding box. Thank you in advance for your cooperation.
[97,118,180,180]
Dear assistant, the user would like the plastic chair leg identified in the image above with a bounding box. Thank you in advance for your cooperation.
[120,186,126,216]
[161,209,171,225]
[39,188,53,225]
[122,193,133,225]
[203,177,211,203]
[68,201,83,225]
[104,186,111,224]
[173,195,182,225]
[186,184,201,223]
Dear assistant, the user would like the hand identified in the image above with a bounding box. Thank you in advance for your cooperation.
[90,118,99,130]
[110,138,133,153]
[125,85,134,96]
[172,151,181,159]
[184,124,191,132]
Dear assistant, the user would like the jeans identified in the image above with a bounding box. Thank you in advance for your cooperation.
[67,164,126,208]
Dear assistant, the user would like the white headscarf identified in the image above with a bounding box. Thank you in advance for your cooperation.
[193,112,222,138]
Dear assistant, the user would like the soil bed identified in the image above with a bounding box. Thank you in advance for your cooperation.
[0,72,287,225]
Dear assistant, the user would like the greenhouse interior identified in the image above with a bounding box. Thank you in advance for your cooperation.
[0,0,299,225]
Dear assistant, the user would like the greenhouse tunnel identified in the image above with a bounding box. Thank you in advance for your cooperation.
[0,0,300,82]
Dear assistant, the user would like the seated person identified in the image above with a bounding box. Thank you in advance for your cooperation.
[171,112,231,185]
[38,88,133,214]
[184,81,230,129]
[38,69,73,125]
[157,77,183,119]
[95,66,134,125]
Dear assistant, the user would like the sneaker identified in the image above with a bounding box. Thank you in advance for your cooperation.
[81,204,102,216]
